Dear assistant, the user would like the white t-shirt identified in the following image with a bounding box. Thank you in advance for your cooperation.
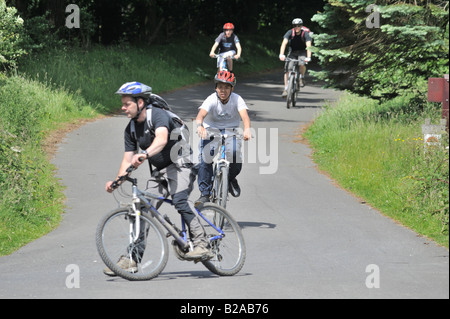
[200,92,248,130]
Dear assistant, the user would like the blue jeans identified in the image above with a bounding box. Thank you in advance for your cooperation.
[198,132,242,197]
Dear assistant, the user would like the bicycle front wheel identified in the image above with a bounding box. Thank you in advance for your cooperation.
[198,204,246,276]
[96,207,169,281]
[214,166,229,209]
[286,73,295,109]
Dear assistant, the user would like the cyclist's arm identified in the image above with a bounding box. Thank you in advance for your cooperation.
[239,109,252,141]
[306,41,312,59]
[196,108,208,139]
[235,42,242,59]
[105,151,134,193]
[133,127,169,168]
[279,38,289,61]
[210,42,219,58]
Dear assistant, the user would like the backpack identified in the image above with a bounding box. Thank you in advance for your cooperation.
[130,94,192,169]
[291,26,311,43]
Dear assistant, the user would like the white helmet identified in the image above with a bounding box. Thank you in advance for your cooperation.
[292,18,303,25]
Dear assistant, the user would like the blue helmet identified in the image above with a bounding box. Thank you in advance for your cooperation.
[116,82,152,98]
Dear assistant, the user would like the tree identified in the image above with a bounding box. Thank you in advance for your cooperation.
[0,0,25,70]
[311,0,449,100]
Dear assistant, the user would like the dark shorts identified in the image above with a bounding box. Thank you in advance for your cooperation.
[284,50,307,72]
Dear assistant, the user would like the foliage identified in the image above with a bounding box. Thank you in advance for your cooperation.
[0,75,98,255]
[10,0,325,46]
[18,34,281,114]
[0,0,25,70]
[311,0,449,100]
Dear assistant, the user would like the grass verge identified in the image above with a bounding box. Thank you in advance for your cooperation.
[305,92,449,248]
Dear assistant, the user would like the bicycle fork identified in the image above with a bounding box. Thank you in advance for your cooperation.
[130,186,141,243]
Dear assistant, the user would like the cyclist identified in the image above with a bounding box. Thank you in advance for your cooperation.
[104,82,213,273]
[279,18,312,98]
[209,23,242,72]
[195,71,252,207]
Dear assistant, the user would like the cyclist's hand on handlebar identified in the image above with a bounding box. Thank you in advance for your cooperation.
[210,53,216,58]
[243,128,252,141]
[105,181,115,193]
[131,154,147,168]
[197,125,208,140]
[279,54,286,61]
[305,57,311,63]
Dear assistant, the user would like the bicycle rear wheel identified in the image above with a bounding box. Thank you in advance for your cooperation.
[96,207,169,281]
[198,204,246,276]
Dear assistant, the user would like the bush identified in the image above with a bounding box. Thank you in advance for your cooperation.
[0,0,26,70]
[0,75,97,255]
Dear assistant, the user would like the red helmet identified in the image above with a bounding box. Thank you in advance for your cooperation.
[215,71,236,87]
[223,23,234,30]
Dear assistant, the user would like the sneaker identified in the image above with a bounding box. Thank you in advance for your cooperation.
[195,195,210,208]
[184,246,214,261]
[300,78,305,87]
[229,179,241,198]
[103,256,137,276]
[281,90,288,98]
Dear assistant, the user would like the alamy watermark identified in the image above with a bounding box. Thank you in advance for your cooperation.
[365,264,380,289]
[366,4,381,29]
[65,4,80,29]
[181,123,279,175]
[65,264,80,289]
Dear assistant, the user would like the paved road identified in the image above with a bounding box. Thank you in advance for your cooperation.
[0,72,448,299]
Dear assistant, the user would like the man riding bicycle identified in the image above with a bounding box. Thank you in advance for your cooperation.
[209,23,242,72]
[104,82,212,273]
[279,18,312,98]
[195,71,252,207]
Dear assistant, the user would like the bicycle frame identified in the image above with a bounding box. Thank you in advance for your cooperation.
[212,134,230,195]
[126,175,225,252]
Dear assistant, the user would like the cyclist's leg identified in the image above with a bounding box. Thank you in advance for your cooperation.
[221,50,236,72]
[198,138,216,197]
[166,164,209,251]
[298,50,307,86]
[224,133,243,182]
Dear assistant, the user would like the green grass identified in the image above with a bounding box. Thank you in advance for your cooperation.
[18,35,280,114]
[0,75,98,255]
[305,92,449,248]
[0,35,280,256]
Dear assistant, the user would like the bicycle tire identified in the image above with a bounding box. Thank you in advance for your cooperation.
[198,204,246,276]
[96,207,169,281]
[286,73,295,109]
[292,77,298,108]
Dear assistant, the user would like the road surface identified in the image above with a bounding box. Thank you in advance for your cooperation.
[0,72,448,299]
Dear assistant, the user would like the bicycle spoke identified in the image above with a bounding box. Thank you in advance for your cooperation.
[96,209,169,281]
[198,204,246,276]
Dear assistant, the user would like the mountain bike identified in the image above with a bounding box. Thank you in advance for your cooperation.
[285,56,307,109]
[96,164,246,281]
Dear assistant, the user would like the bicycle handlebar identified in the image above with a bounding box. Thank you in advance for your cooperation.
[284,57,308,65]
[212,54,236,60]
[110,157,145,190]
